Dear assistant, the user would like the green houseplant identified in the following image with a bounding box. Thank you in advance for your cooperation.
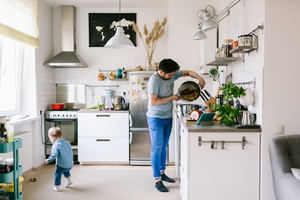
[213,82,245,126]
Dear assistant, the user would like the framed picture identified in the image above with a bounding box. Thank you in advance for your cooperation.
[89,13,137,47]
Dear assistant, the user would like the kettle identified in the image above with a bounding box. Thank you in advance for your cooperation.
[241,111,251,125]
[113,96,126,110]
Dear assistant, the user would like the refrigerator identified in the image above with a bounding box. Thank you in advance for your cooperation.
[129,71,154,165]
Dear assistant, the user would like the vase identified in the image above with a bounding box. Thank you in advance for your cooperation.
[146,56,153,71]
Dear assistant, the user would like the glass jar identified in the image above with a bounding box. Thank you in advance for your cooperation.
[215,48,221,59]
[223,39,233,57]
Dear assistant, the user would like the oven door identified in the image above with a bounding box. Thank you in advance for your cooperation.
[45,119,78,156]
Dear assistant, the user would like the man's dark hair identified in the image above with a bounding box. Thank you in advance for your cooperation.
[158,59,180,73]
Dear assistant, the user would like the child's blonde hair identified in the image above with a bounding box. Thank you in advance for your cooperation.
[48,127,62,138]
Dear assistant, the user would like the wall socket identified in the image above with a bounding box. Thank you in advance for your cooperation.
[272,124,285,135]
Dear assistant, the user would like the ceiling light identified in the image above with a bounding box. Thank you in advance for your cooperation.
[193,24,207,40]
[104,0,134,48]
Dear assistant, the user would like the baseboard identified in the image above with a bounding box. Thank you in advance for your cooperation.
[32,163,47,171]
[22,163,46,178]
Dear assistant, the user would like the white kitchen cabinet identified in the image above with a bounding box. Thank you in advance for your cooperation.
[78,137,129,162]
[78,112,129,163]
[179,124,260,200]
[78,112,129,138]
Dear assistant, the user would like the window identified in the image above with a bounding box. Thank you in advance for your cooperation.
[0,35,34,115]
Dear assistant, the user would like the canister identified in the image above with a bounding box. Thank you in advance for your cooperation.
[238,34,252,49]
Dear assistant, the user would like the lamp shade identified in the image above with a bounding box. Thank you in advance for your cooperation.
[193,30,207,40]
[105,26,134,48]
[201,18,218,31]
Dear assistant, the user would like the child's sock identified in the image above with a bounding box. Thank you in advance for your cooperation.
[65,177,73,188]
[53,186,61,192]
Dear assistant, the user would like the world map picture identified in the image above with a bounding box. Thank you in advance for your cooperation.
[89,13,136,47]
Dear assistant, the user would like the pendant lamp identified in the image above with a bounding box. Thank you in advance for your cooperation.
[105,0,134,48]
[193,23,207,40]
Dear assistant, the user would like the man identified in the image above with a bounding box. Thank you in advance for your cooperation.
[147,58,205,192]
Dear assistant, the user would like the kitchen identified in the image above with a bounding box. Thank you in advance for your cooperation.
[0,0,299,200]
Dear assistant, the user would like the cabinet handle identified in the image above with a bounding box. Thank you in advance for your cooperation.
[198,136,247,150]
[96,139,110,142]
[96,115,110,117]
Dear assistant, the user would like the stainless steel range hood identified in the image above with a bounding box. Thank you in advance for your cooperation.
[44,6,87,68]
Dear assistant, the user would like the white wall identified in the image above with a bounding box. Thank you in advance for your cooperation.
[33,0,55,168]
[262,0,300,200]
[36,1,55,112]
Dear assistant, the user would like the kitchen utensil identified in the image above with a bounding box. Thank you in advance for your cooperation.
[225,73,232,84]
[113,96,126,110]
[249,113,256,124]
[178,81,200,101]
[201,89,215,110]
[241,111,251,125]
[51,103,64,110]
[64,102,75,110]
[239,88,254,106]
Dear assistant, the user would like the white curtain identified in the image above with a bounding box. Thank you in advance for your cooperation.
[0,0,40,48]
[0,34,34,115]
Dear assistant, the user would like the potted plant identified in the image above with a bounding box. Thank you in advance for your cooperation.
[213,82,245,126]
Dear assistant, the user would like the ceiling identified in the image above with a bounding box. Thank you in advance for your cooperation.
[42,0,168,8]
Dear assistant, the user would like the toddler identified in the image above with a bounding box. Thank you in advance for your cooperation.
[45,127,73,192]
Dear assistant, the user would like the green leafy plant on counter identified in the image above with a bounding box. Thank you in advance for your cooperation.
[213,82,245,126]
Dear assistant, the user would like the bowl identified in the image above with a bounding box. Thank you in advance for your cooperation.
[64,102,75,110]
[51,103,64,110]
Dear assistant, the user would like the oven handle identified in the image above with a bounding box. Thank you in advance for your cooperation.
[96,138,111,142]
[96,115,110,118]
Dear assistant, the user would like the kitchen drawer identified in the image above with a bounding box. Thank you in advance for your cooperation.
[78,112,129,138]
[78,137,129,163]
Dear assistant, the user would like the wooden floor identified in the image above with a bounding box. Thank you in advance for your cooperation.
[23,165,180,200]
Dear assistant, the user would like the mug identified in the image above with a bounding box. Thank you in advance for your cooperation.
[249,114,256,124]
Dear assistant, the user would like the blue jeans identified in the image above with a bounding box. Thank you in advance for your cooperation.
[147,117,173,178]
[54,165,71,186]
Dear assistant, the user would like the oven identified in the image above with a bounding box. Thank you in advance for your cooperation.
[44,110,78,163]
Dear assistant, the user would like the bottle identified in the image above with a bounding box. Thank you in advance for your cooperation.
[0,123,7,143]
[5,120,14,143]
[116,68,123,79]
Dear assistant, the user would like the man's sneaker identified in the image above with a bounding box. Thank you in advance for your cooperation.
[65,178,73,188]
[53,186,61,192]
[155,181,168,192]
[161,173,175,183]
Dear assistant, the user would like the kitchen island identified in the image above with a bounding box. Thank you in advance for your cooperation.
[174,108,261,200]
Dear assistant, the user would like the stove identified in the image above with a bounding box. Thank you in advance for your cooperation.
[46,109,79,119]
[44,109,79,163]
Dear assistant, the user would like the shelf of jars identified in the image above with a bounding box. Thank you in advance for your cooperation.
[206,25,263,67]
[206,57,242,66]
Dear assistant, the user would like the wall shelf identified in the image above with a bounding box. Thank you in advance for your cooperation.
[230,46,257,54]
[206,57,241,66]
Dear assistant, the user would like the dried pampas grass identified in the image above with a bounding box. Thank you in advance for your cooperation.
[132,16,167,69]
